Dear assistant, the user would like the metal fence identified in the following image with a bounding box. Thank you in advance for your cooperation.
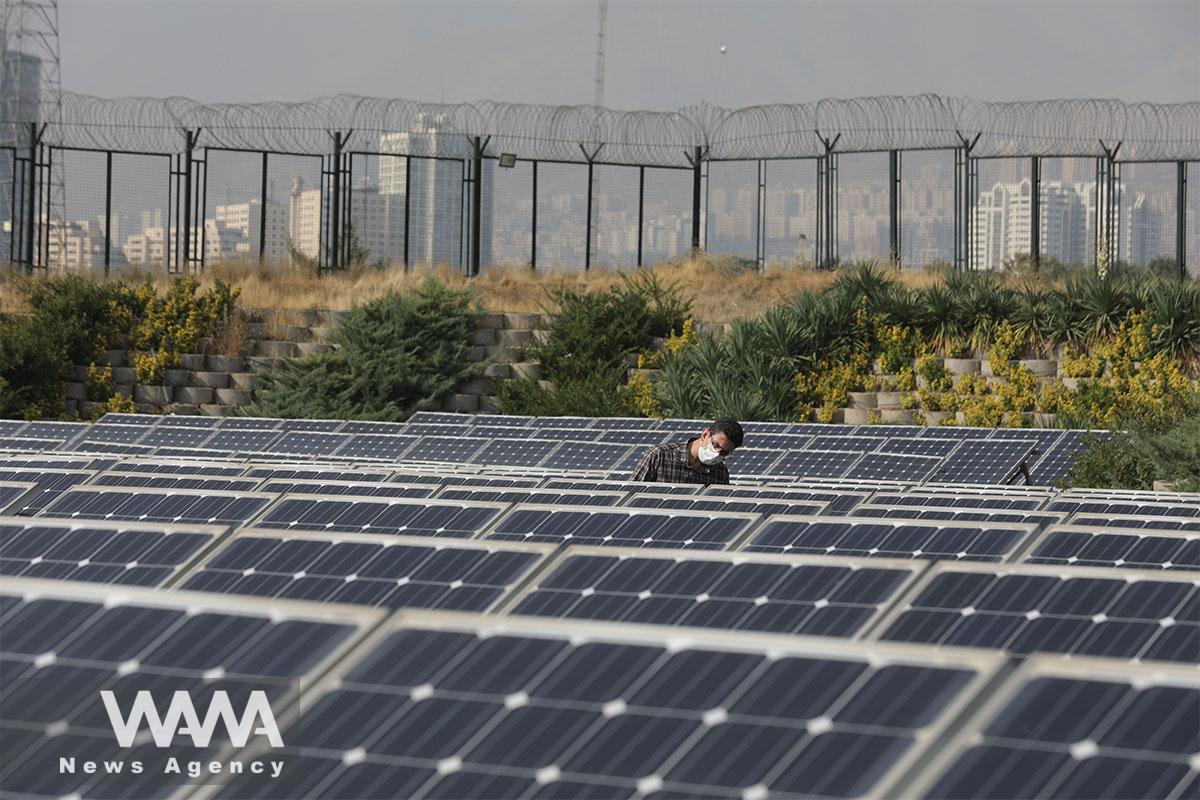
[2,93,1198,277]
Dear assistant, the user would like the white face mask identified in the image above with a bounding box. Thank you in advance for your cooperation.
[698,438,726,465]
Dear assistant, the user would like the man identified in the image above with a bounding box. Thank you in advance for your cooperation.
[629,418,744,485]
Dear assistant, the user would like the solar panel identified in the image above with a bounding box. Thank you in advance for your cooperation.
[0,420,27,435]
[720,448,784,475]
[703,485,871,514]
[417,474,544,489]
[850,504,1065,528]
[39,486,275,527]
[807,435,888,453]
[258,479,438,499]
[1022,525,1200,571]
[654,418,707,431]
[404,422,482,437]
[1030,429,1111,485]
[0,577,380,800]
[409,410,478,425]
[201,428,285,453]
[278,419,347,432]
[0,455,107,471]
[211,611,1004,800]
[436,487,626,506]
[735,433,812,450]
[179,530,552,611]
[744,515,1036,562]
[876,562,1200,663]
[869,492,1048,511]
[157,414,222,427]
[69,423,152,445]
[18,421,88,441]
[256,431,352,456]
[595,430,669,446]
[931,438,1038,485]
[487,504,758,550]
[109,459,248,477]
[1059,488,1200,506]
[467,413,531,427]
[338,420,411,435]
[217,416,285,430]
[919,427,992,439]
[89,472,263,492]
[0,481,35,514]
[507,547,922,637]
[332,434,419,461]
[843,453,942,482]
[623,492,826,517]
[540,441,638,472]
[467,438,560,468]
[851,424,924,437]
[907,657,1200,800]
[767,449,862,478]
[542,479,702,495]
[1068,514,1200,532]
[0,517,225,586]
[0,437,66,452]
[253,495,507,539]
[0,469,94,513]
[245,466,394,482]
[1047,498,1200,518]
[873,437,961,457]
[61,440,158,456]
[407,436,487,463]
[137,424,217,448]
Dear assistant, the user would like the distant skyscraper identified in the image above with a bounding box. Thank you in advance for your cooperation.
[378,113,493,269]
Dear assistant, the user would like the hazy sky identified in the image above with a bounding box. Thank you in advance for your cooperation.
[60,0,1198,109]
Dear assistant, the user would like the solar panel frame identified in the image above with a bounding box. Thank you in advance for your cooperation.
[1058,488,1200,506]
[175,528,556,612]
[244,465,394,482]
[866,492,1050,511]
[1020,524,1200,571]
[741,513,1039,563]
[434,487,627,507]
[872,561,1200,664]
[485,502,761,550]
[849,503,1067,529]
[256,479,440,499]
[206,609,1006,800]
[0,576,384,800]
[108,458,250,477]
[541,479,703,495]
[0,481,36,515]
[0,515,230,587]
[502,545,928,639]
[85,472,264,493]
[900,656,1200,800]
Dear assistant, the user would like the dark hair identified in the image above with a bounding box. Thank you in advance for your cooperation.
[710,418,744,448]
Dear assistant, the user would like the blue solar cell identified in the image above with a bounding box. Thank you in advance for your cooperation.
[880,566,1200,662]
[1023,527,1200,571]
[932,439,1038,484]
[39,487,273,526]
[254,496,504,538]
[745,516,1032,562]
[768,450,861,478]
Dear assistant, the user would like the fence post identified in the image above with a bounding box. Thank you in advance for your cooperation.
[1177,161,1187,279]
[471,136,484,276]
[815,132,840,269]
[181,128,198,273]
[888,149,900,266]
[691,145,702,257]
[259,151,269,264]
[585,159,594,270]
[636,165,644,268]
[24,122,43,272]
[1030,156,1041,270]
[104,150,112,277]
[955,131,981,271]
[328,131,344,273]
[530,160,538,270]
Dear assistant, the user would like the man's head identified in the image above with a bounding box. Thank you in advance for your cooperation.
[697,418,744,465]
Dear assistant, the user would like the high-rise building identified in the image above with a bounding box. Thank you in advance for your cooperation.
[972,178,1089,270]
[379,114,493,269]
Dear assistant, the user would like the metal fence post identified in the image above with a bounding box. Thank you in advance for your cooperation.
[471,136,484,276]
[1177,161,1187,279]
[1030,156,1041,270]
[691,145,702,256]
[24,122,43,272]
[104,150,113,277]
[259,151,268,264]
[888,149,900,266]
[636,165,644,268]
[955,132,981,271]
[530,160,538,270]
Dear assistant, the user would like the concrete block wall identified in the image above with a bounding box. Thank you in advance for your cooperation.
[64,308,548,418]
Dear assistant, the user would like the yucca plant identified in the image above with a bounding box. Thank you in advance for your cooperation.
[875,284,924,330]
[1009,287,1056,357]
[916,282,969,356]
[1070,273,1135,343]
[1147,280,1200,366]
[829,262,896,312]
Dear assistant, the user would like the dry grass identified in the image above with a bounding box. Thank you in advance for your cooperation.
[1,257,968,326]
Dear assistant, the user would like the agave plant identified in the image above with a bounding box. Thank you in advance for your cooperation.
[875,284,924,330]
[1009,286,1057,357]
[829,262,897,312]
[1069,273,1135,343]
[915,283,968,356]
[1146,280,1200,365]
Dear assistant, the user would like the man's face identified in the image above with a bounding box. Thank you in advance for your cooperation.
[704,428,737,458]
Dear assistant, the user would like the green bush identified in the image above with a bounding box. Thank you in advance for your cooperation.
[243,278,483,420]
[497,272,690,416]
[1063,414,1200,491]
[0,313,66,419]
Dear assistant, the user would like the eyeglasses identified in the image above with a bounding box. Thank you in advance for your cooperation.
[705,432,736,458]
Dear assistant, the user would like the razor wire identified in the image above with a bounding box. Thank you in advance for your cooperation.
[7,92,1198,164]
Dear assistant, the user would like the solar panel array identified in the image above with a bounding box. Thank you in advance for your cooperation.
[0,410,1196,800]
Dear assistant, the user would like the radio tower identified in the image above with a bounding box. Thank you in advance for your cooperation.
[1,0,67,270]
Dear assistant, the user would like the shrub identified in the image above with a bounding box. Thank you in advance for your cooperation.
[243,278,483,420]
[84,363,114,402]
[1063,415,1200,491]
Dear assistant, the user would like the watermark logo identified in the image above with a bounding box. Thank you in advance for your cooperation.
[100,690,284,748]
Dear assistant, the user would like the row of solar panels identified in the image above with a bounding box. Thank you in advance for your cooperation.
[3,505,1198,657]
[2,577,1195,800]
[0,413,1111,486]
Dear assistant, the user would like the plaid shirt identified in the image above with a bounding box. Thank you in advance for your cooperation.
[629,437,731,485]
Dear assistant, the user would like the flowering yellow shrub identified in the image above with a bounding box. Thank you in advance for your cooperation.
[84,363,114,402]
[106,393,137,414]
[626,370,661,418]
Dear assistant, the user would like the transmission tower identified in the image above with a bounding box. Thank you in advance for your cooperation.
[593,0,607,112]
[1,0,66,270]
